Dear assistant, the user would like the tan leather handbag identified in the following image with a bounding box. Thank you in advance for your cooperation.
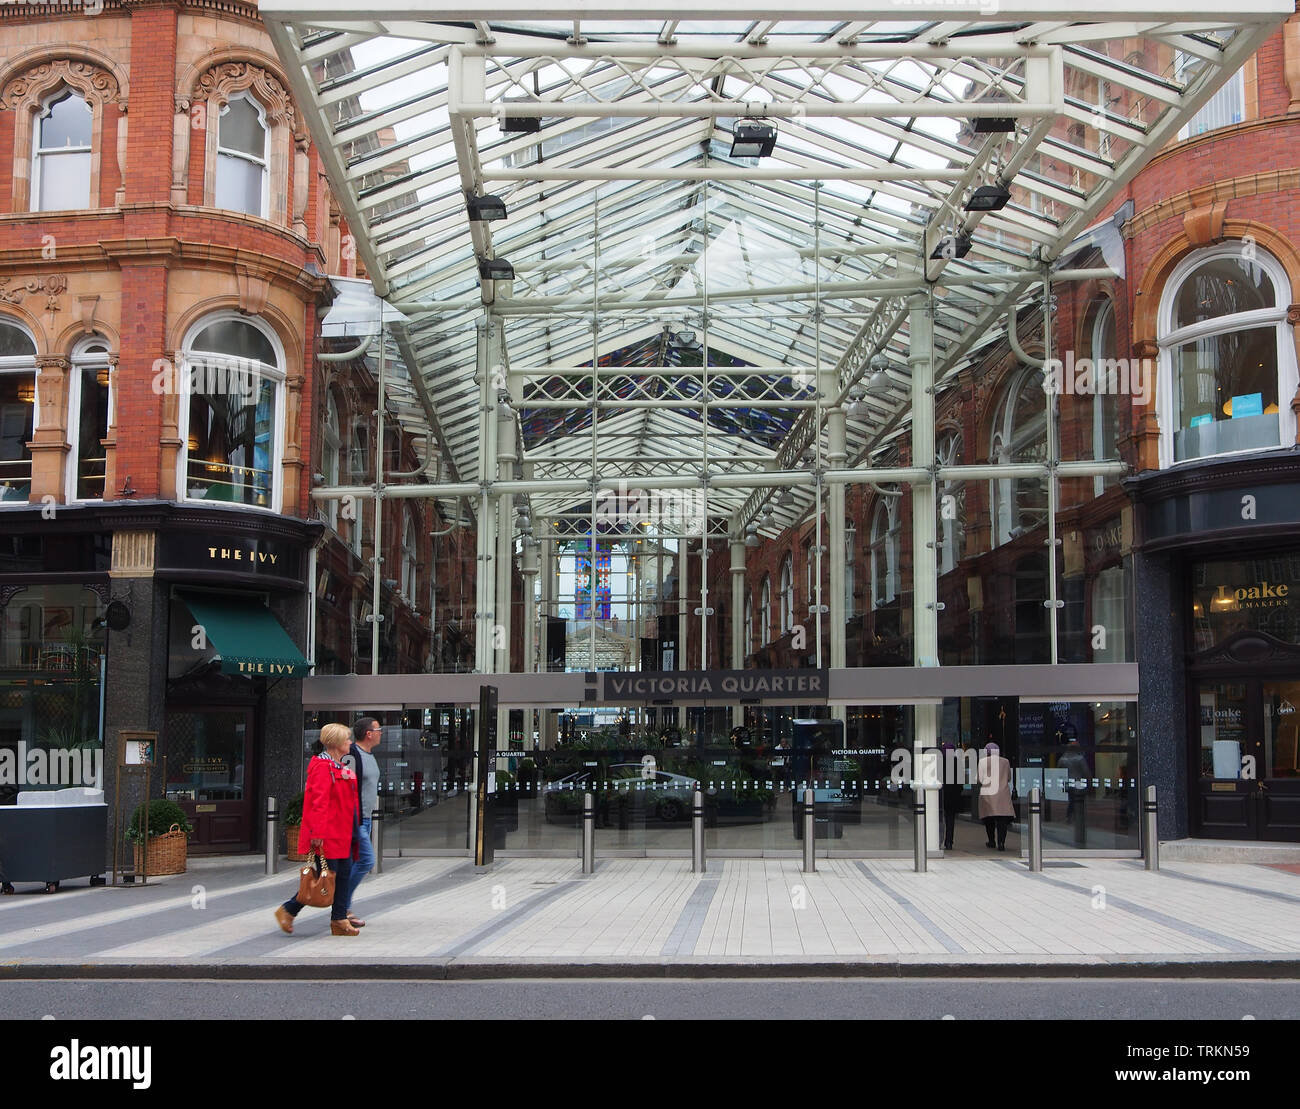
[296,852,335,908]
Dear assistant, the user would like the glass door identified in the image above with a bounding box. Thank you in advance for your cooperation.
[164,707,253,851]
[1260,680,1300,840]
[1194,681,1255,838]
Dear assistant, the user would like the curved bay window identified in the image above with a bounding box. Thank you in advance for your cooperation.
[215,94,269,218]
[992,367,1052,546]
[744,590,753,656]
[32,89,92,212]
[844,518,856,619]
[778,555,794,634]
[181,316,283,510]
[1087,299,1121,493]
[759,576,771,645]
[0,320,37,503]
[869,498,899,607]
[322,391,341,530]
[1158,245,1298,464]
[936,430,965,575]
[68,338,111,501]
[401,511,418,604]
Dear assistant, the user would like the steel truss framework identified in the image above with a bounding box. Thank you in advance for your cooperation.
[264,5,1287,714]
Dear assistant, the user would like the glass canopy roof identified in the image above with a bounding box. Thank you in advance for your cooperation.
[263,5,1288,532]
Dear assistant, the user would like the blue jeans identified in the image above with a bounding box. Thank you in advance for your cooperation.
[283,855,353,921]
[343,818,375,910]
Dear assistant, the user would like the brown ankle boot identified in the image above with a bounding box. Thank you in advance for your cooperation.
[331,918,361,936]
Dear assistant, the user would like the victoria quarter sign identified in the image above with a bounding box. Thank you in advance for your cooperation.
[602,669,828,704]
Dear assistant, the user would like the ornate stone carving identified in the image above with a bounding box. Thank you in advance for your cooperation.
[194,62,296,128]
[0,275,67,311]
[1,58,122,110]
[1287,303,1300,327]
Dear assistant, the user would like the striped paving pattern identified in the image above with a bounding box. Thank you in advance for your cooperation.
[2,855,1299,966]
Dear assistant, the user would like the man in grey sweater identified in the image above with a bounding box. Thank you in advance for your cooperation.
[342,716,382,927]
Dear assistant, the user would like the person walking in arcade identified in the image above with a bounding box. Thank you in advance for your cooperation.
[274,723,361,936]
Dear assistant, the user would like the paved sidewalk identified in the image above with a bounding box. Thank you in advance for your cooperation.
[2,855,1299,978]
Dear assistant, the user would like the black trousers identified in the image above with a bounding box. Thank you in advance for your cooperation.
[941,786,962,848]
[982,816,1012,847]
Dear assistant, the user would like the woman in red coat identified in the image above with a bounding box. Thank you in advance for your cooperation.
[274,722,360,935]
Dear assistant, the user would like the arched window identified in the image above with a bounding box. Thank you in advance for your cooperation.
[68,337,111,501]
[1087,299,1121,493]
[759,576,771,645]
[0,320,37,502]
[869,499,899,606]
[744,590,753,656]
[844,517,856,619]
[991,367,1053,546]
[32,89,91,211]
[216,94,269,218]
[180,315,284,510]
[779,555,794,634]
[401,511,418,603]
[936,430,965,574]
[1157,244,1298,465]
[321,391,341,530]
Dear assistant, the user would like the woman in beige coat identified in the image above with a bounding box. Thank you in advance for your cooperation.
[977,743,1014,851]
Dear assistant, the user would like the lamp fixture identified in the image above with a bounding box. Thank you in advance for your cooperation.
[466,193,508,221]
[730,120,777,159]
[16,379,35,404]
[479,257,515,281]
[929,231,972,260]
[499,99,541,134]
[972,115,1016,133]
[964,184,1011,212]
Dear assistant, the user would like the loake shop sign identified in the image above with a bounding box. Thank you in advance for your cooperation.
[158,534,303,582]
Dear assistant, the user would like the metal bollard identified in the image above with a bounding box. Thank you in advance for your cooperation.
[1028,786,1043,872]
[802,788,816,873]
[691,789,705,873]
[582,791,595,874]
[913,791,927,873]
[371,809,384,875]
[1144,785,1159,872]
[265,796,278,876]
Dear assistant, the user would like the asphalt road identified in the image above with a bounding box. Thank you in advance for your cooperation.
[4,978,1298,1020]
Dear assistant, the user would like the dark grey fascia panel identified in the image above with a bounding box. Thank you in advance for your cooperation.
[828,663,1139,703]
[303,664,1138,709]
[302,671,586,708]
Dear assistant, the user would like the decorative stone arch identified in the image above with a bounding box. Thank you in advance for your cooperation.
[0,304,50,355]
[0,54,125,212]
[1132,220,1300,463]
[177,54,307,229]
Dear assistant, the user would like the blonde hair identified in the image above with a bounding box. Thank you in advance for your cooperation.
[320,723,352,752]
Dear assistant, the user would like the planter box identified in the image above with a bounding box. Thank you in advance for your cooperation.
[132,830,188,876]
[285,823,307,862]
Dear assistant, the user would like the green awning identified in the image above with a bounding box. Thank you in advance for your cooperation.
[179,593,310,679]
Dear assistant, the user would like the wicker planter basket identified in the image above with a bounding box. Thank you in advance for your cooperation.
[132,823,188,876]
[285,823,307,862]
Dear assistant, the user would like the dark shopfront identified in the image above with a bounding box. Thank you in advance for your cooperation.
[1128,457,1300,841]
[156,522,315,852]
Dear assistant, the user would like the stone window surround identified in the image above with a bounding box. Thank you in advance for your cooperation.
[1,57,125,213]
[175,58,309,232]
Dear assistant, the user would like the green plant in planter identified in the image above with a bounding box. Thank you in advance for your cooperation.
[124,799,194,842]
[517,759,536,779]
[282,792,305,827]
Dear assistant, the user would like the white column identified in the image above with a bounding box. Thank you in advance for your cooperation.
[730,539,746,727]
[539,527,559,750]
[495,323,515,747]
[827,393,848,725]
[908,292,941,853]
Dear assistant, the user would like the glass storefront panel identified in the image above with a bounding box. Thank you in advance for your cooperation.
[1016,700,1140,851]
[0,584,105,804]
